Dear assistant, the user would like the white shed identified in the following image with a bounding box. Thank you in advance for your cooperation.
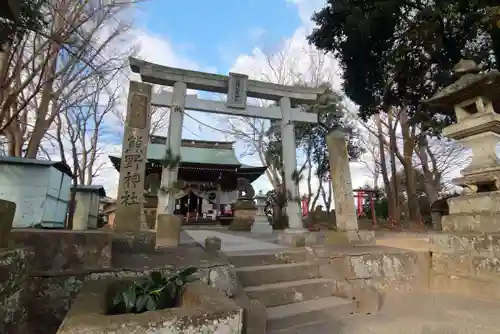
[0,157,73,228]
[71,185,106,230]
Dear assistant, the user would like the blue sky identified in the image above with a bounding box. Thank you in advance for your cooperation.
[135,0,302,74]
[96,0,373,198]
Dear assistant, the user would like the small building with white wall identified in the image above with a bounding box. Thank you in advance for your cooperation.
[71,185,106,230]
[0,156,73,228]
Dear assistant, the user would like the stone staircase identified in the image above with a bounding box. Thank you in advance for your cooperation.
[227,249,357,333]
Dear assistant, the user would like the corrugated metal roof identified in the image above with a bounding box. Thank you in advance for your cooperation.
[0,156,73,177]
[71,185,106,197]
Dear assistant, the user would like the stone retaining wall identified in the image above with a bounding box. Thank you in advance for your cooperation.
[9,229,112,275]
[0,247,33,334]
[3,229,238,334]
[306,245,430,305]
[57,281,243,334]
[429,232,500,300]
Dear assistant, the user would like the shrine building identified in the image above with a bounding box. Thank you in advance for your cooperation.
[109,135,266,224]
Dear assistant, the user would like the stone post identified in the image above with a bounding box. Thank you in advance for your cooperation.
[156,82,186,248]
[114,81,152,233]
[251,190,273,234]
[326,130,374,244]
[157,81,187,218]
[72,191,88,230]
[205,237,222,252]
[279,96,304,233]
[327,129,358,231]
[216,183,221,216]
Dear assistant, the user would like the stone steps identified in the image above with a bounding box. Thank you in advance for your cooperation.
[235,262,320,286]
[228,249,356,333]
[245,278,336,307]
[267,297,357,333]
[375,236,432,251]
[227,249,307,268]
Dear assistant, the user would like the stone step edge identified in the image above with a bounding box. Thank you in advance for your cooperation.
[244,278,333,292]
[267,295,356,321]
[225,249,306,258]
[267,319,330,334]
[235,261,316,272]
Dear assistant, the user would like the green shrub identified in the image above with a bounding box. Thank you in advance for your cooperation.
[110,267,197,314]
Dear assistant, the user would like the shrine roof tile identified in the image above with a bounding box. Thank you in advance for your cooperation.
[147,143,242,165]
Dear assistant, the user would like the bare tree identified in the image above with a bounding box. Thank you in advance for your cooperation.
[0,0,137,158]
[359,109,469,226]
[219,42,338,196]
[358,128,381,188]
[54,76,119,185]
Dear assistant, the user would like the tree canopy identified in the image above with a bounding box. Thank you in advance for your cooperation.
[308,0,499,134]
[265,85,363,182]
[0,0,47,49]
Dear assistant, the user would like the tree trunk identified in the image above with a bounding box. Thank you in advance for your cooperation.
[387,109,401,223]
[310,180,323,210]
[417,136,441,228]
[400,110,422,223]
[375,113,397,224]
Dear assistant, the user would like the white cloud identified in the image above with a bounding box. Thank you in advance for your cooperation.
[286,0,325,27]
[85,29,210,198]
[75,0,368,207]
[222,0,371,208]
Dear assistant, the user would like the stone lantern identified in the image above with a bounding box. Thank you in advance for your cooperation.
[423,59,500,233]
[250,190,273,234]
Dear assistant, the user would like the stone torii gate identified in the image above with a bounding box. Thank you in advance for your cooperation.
[114,57,325,241]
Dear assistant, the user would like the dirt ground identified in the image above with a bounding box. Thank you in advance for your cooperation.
[276,291,500,334]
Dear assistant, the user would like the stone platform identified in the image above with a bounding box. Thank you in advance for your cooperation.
[272,291,500,333]
[185,229,285,252]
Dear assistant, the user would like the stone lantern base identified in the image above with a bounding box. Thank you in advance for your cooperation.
[251,191,273,234]
[251,218,273,234]
[441,191,500,233]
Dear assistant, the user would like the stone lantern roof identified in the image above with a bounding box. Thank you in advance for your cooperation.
[422,60,500,141]
[422,60,500,234]
[424,59,500,108]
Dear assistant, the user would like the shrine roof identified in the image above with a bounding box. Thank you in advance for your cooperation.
[109,143,243,166]
[149,143,241,165]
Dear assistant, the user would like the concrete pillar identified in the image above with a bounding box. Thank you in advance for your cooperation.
[72,192,89,230]
[115,81,152,233]
[157,81,186,218]
[326,129,358,231]
[280,96,304,232]
[216,183,221,215]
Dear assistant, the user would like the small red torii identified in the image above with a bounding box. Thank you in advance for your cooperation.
[353,188,380,227]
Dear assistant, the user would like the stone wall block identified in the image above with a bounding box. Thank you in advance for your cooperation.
[472,255,500,277]
[208,265,238,298]
[432,252,473,276]
[381,252,419,278]
[10,230,112,275]
[318,258,346,281]
[347,255,383,279]
[429,233,486,253]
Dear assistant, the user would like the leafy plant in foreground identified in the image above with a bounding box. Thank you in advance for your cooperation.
[111,267,197,314]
